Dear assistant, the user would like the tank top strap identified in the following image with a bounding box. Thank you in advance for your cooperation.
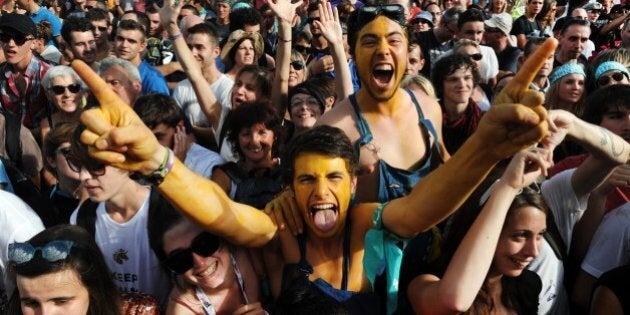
[230,251,249,305]
[403,88,425,120]
[349,93,374,153]
[194,251,250,315]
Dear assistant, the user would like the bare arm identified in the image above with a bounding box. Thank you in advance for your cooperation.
[409,150,548,314]
[158,0,223,129]
[383,38,557,238]
[599,13,629,35]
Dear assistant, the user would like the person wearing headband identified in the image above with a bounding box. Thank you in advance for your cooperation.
[545,62,586,115]
[594,61,630,89]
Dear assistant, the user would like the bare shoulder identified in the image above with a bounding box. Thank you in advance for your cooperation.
[317,98,361,142]
[411,89,442,123]
[349,202,381,233]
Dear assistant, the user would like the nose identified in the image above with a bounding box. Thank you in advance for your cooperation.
[191,252,206,268]
[77,166,93,181]
[522,238,540,258]
[375,38,390,56]
[313,178,330,198]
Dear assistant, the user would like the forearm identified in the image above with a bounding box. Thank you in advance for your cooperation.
[600,14,627,34]
[569,118,629,165]
[569,193,606,265]
[329,41,353,102]
[438,182,518,312]
[159,157,277,247]
[270,19,292,115]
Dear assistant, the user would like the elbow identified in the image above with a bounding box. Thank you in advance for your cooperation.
[437,292,474,313]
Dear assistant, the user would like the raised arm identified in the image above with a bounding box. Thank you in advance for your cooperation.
[409,149,549,315]
[315,1,353,102]
[158,0,223,129]
[74,60,277,247]
[269,0,302,115]
[383,38,557,238]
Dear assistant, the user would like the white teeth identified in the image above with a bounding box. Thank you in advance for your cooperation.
[312,203,335,210]
[374,64,393,71]
[198,260,218,277]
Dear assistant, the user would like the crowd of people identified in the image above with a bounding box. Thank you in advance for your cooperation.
[0,0,627,313]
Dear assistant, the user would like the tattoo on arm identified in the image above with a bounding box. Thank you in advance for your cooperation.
[599,127,624,157]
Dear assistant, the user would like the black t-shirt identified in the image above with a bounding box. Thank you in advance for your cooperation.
[511,15,543,38]
[595,264,630,314]
[497,46,522,73]
[553,54,588,69]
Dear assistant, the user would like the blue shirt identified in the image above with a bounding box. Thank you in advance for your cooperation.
[138,60,170,95]
[30,7,62,46]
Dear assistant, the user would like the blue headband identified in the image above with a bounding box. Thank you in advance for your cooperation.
[549,63,585,84]
[595,61,630,80]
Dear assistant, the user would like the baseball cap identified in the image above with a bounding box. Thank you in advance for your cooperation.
[484,12,512,36]
[0,13,36,37]
[583,2,603,11]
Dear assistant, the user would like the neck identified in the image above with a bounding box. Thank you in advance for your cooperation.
[104,183,150,222]
[313,35,328,49]
[241,156,276,172]
[28,3,39,13]
[526,11,537,19]
[532,75,547,89]
[218,17,229,25]
[434,27,450,43]
[202,64,222,83]
[306,228,344,256]
[129,55,142,66]
[495,39,508,52]
[12,54,33,74]
[355,87,405,115]
[443,99,470,121]
[556,52,574,64]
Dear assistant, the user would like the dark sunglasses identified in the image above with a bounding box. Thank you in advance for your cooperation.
[9,240,75,265]
[598,71,627,86]
[51,84,81,95]
[468,53,483,61]
[0,33,33,46]
[94,25,108,32]
[294,45,311,54]
[164,232,221,274]
[290,61,305,70]
[357,4,406,27]
[66,154,106,176]
[308,16,320,24]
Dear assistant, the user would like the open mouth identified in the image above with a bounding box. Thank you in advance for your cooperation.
[310,203,338,232]
[372,64,394,88]
[510,257,530,268]
[196,260,218,278]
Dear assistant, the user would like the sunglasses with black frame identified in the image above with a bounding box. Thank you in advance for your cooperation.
[50,84,82,95]
[163,232,222,274]
[0,33,34,46]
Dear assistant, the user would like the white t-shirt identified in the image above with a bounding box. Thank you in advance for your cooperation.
[437,44,499,84]
[0,191,45,307]
[581,202,630,278]
[528,169,587,315]
[185,143,224,178]
[70,193,170,305]
[172,75,233,128]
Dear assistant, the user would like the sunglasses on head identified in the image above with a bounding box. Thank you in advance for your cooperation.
[468,53,483,61]
[290,61,305,70]
[65,154,106,176]
[164,232,221,274]
[0,33,33,46]
[9,240,75,265]
[51,84,81,95]
[598,71,627,86]
[294,45,311,54]
[357,4,407,27]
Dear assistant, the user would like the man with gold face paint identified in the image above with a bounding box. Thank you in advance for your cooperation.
[73,0,556,313]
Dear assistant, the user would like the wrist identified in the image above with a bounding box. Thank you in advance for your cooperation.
[135,146,175,185]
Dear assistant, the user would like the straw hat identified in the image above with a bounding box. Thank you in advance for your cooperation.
[220,30,264,67]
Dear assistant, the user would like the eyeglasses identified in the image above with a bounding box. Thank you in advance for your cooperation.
[93,25,108,32]
[308,16,320,24]
[290,61,305,70]
[294,45,311,54]
[356,4,406,27]
[65,154,106,176]
[163,232,221,274]
[0,33,34,46]
[9,240,75,265]
[597,71,628,86]
[50,84,81,95]
[468,53,483,61]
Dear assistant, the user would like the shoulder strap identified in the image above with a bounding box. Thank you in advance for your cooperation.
[1,108,23,168]
[403,88,425,120]
[544,211,567,260]
[76,199,99,238]
[219,162,245,185]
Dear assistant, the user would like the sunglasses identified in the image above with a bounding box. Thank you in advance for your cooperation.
[468,53,483,61]
[308,16,320,24]
[66,154,106,176]
[51,84,81,95]
[597,71,627,86]
[294,44,311,54]
[164,232,221,274]
[94,25,108,32]
[290,61,305,70]
[0,33,34,46]
[357,4,406,27]
[9,240,75,265]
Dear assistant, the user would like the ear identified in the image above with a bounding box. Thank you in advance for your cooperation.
[46,156,57,169]
[350,175,357,195]
[133,80,142,92]
[213,46,221,58]
[176,120,185,129]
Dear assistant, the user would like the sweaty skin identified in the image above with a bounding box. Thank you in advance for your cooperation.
[73,36,557,261]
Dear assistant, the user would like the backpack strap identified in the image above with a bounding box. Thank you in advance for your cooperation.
[1,108,23,168]
[76,200,99,238]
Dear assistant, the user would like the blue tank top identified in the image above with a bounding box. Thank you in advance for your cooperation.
[349,88,441,203]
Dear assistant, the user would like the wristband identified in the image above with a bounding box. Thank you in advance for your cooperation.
[278,38,291,42]
[131,147,174,186]
[169,33,183,41]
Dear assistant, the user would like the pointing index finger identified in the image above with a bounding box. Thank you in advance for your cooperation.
[501,38,558,102]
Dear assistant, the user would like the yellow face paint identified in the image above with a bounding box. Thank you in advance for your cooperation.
[292,153,356,238]
[354,16,408,101]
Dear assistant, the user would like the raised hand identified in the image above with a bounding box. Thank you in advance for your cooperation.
[155,0,183,30]
[314,1,343,45]
[268,0,302,23]
[501,148,551,190]
[476,38,558,160]
[74,60,165,174]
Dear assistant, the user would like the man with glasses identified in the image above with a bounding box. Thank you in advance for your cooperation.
[588,2,630,50]
[454,8,499,86]
[17,0,62,46]
[0,14,51,130]
[61,18,98,71]
[86,8,113,62]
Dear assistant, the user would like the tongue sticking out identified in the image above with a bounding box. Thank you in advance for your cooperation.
[313,209,337,231]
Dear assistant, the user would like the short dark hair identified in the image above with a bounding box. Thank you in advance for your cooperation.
[187,23,219,47]
[431,53,480,100]
[237,65,272,100]
[457,8,485,30]
[229,7,262,33]
[181,4,200,15]
[116,19,146,41]
[134,94,186,129]
[282,125,358,185]
[43,122,80,173]
[86,7,111,25]
[560,18,590,35]
[120,11,149,36]
[523,36,547,57]
[225,101,285,160]
[9,225,121,315]
[61,17,94,44]
[34,21,53,42]
[582,84,630,125]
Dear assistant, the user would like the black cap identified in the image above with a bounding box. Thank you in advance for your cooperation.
[0,14,36,36]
